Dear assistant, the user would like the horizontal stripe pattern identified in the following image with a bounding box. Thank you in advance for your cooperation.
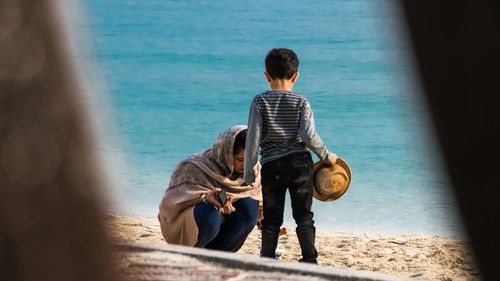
[253,91,309,162]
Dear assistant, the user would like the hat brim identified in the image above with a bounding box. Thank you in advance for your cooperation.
[312,157,352,202]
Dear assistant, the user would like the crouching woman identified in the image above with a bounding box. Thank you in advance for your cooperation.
[158,125,262,252]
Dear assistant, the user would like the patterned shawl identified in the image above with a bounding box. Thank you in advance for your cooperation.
[158,125,262,246]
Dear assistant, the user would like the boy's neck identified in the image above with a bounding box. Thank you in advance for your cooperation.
[268,79,294,92]
[265,72,299,91]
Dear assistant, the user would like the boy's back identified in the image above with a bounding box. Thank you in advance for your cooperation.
[251,90,309,163]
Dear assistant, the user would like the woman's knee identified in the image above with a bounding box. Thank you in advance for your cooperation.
[233,198,259,224]
[194,203,222,241]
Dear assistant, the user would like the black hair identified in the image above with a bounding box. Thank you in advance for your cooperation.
[233,129,247,155]
[264,48,299,79]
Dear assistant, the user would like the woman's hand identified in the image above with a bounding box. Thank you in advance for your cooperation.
[220,195,235,214]
[256,204,264,229]
[206,188,223,208]
[206,189,235,214]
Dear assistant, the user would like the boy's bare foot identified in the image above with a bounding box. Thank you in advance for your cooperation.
[279,227,288,236]
[256,222,287,236]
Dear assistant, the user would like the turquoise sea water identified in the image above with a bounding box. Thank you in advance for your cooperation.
[80,0,465,236]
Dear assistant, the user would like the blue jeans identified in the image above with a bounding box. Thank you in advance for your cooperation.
[193,197,258,252]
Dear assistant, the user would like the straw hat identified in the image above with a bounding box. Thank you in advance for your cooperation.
[312,157,352,202]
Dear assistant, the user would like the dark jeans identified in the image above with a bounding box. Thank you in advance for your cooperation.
[193,197,258,252]
[260,151,318,263]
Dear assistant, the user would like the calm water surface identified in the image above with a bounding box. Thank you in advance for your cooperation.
[79,0,465,237]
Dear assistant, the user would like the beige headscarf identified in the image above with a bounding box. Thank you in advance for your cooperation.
[158,125,262,246]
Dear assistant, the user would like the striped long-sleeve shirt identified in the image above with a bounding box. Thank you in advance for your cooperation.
[244,90,332,183]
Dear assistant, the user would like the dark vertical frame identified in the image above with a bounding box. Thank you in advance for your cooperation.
[399,1,500,280]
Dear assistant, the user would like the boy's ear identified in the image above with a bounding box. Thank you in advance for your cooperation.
[291,72,300,83]
[264,72,273,83]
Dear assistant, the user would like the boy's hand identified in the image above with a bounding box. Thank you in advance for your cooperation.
[323,153,338,167]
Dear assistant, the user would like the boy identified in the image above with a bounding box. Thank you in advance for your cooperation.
[244,48,337,264]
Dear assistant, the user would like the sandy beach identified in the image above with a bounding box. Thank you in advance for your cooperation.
[103,214,480,281]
